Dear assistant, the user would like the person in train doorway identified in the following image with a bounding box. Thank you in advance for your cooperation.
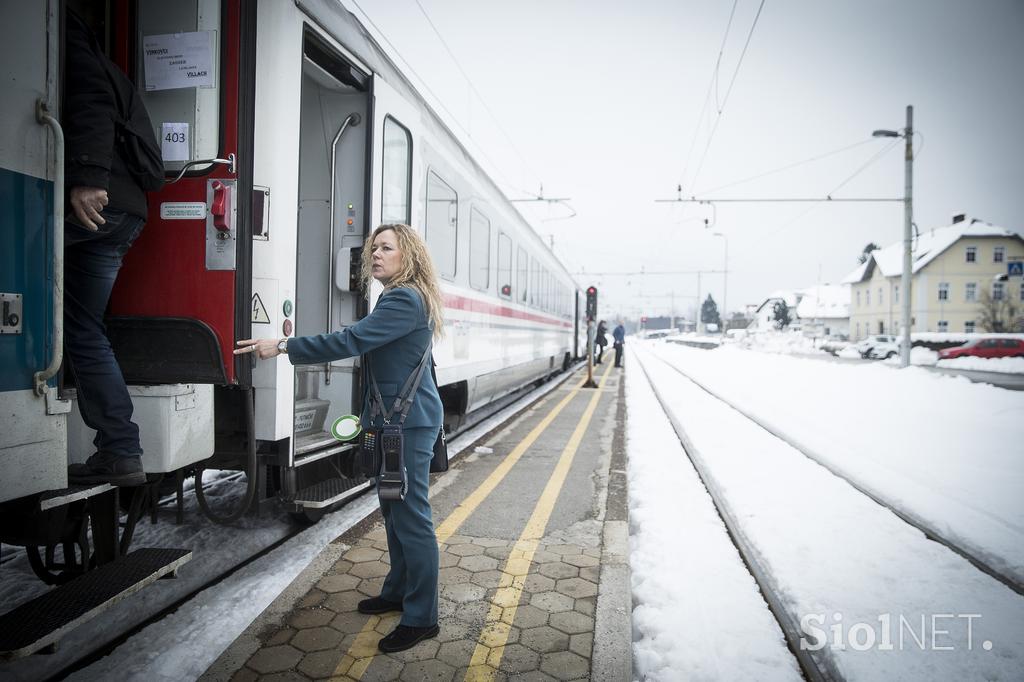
[613,320,625,368]
[595,319,608,364]
[235,224,445,654]
[64,4,164,487]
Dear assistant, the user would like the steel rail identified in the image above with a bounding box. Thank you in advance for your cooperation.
[634,350,841,682]
[651,348,1024,598]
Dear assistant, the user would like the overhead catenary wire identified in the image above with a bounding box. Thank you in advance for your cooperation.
[688,0,768,195]
[350,0,535,199]
[411,0,543,190]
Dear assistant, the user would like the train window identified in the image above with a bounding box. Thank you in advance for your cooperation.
[382,116,412,224]
[469,208,490,290]
[136,0,222,174]
[497,233,512,298]
[530,258,539,307]
[425,170,457,279]
[517,247,528,303]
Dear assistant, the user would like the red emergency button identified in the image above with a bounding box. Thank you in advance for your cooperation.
[211,180,230,232]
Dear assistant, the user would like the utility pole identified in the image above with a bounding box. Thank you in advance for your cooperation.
[695,271,702,334]
[900,105,914,368]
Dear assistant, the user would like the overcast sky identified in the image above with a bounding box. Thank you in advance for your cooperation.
[349,0,1024,321]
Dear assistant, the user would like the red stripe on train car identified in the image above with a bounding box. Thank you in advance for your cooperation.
[442,293,573,328]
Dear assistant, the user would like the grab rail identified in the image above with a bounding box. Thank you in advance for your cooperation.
[33,100,65,396]
[325,112,361,384]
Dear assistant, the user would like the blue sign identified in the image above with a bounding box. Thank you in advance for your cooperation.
[1009,261,1024,277]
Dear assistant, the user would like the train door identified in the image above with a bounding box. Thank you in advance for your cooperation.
[289,29,370,463]
[106,0,254,389]
[0,0,66,501]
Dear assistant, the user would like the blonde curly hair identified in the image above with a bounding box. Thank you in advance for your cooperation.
[361,223,444,340]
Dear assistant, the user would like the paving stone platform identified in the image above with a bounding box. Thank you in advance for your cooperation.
[204,365,630,681]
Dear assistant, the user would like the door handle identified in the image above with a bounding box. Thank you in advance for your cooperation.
[210,180,230,234]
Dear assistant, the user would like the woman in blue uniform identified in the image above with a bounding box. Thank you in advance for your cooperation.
[235,223,444,653]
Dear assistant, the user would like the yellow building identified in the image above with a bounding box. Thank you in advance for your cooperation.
[843,216,1024,340]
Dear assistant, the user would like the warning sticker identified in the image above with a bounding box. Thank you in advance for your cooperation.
[251,293,270,324]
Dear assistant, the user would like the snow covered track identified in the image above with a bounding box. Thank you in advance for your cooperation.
[649,352,1024,599]
[631,343,1024,680]
[633,351,841,682]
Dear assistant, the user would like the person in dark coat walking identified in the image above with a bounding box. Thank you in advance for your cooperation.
[595,320,608,364]
[236,224,445,654]
[65,8,161,487]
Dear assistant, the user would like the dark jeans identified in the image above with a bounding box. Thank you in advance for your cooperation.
[614,342,623,367]
[64,208,146,458]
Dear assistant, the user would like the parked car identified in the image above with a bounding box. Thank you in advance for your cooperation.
[851,334,900,359]
[938,338,1024,360]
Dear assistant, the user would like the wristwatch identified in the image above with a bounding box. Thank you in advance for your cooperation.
[277,338,289,354]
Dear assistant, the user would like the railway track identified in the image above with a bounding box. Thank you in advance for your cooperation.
[634,346,1024,682]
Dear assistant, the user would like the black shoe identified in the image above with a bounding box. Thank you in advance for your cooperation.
[68,452,146,487]
[358,596,403,615]
[377,623,440,653]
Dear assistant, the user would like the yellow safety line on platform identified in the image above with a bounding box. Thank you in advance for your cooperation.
[335,372,591,679]
[464,361,613,681]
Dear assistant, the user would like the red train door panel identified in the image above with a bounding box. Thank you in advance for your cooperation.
[107,0,253,385]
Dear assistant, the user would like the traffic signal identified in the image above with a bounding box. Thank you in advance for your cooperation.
[585,286,598,320]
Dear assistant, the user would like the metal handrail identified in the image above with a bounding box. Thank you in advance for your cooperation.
[166,153,236,184]
[34,100,65,396]
[325,112,361,384]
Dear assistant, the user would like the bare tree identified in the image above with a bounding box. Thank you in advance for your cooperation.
[977,289,1023,332]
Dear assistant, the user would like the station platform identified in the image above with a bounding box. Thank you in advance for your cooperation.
[203,359,630,681]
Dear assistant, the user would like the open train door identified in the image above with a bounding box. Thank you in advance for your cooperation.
[106,0,256,389]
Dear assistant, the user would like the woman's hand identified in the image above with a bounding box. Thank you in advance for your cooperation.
[234,338,284,360]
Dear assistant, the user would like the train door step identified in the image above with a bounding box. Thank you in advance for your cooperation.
[38,484,115,511]
[0,547,192,661]
[285,477,367,509]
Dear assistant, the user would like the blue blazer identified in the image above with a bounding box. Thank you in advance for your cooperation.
[287,287,443,430]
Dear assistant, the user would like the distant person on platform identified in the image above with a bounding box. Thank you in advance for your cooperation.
[595,320,608,364]
[613,321,625,368]
[64,6,163,487]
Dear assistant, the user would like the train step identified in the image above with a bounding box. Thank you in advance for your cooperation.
[285,477,366,510]
[0,547,192,661]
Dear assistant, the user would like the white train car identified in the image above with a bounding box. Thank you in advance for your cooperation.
[1,0,583,552]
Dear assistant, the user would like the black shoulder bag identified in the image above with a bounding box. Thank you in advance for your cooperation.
[361,343,447,501]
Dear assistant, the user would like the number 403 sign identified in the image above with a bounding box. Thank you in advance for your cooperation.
[161,122,190,162]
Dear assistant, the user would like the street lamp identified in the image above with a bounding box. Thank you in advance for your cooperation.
[873,105,914,367]
[712,232,728,333]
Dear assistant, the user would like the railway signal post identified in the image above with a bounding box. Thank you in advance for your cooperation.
[584,286,598,388]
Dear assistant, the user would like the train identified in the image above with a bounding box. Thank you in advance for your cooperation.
[0,0,585,657]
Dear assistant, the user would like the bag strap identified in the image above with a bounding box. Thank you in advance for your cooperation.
[366,337,433,425]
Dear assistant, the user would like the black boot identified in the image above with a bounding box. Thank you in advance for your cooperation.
[377,624,440,653]
[358,596,403,615]
[68,451,146,486]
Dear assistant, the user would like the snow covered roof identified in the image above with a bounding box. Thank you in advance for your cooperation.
[795,283,850,319]
[842,218,1023,283]
[754,290,802,313]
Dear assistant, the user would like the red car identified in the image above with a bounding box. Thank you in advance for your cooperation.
[938,338,1024,359]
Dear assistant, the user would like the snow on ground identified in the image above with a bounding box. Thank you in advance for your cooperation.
[936,356,1024,374]
[626,355,802,682]
[632,344,1024,680]
[644,340,1024,586]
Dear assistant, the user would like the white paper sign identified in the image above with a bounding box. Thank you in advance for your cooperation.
[143,31,215,91]
[161,122,190,161]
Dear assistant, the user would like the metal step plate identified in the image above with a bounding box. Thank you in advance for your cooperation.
[38,484,115,511]
[0,547,192,660]
[286,477,368,509]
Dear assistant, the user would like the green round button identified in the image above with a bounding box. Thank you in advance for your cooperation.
[331,414,362,442]
[283,299,293,317]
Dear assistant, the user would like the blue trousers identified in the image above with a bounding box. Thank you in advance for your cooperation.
[379,425,440,627]
[64,208,146,457]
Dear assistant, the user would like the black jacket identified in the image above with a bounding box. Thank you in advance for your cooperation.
[64,11,149,219]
